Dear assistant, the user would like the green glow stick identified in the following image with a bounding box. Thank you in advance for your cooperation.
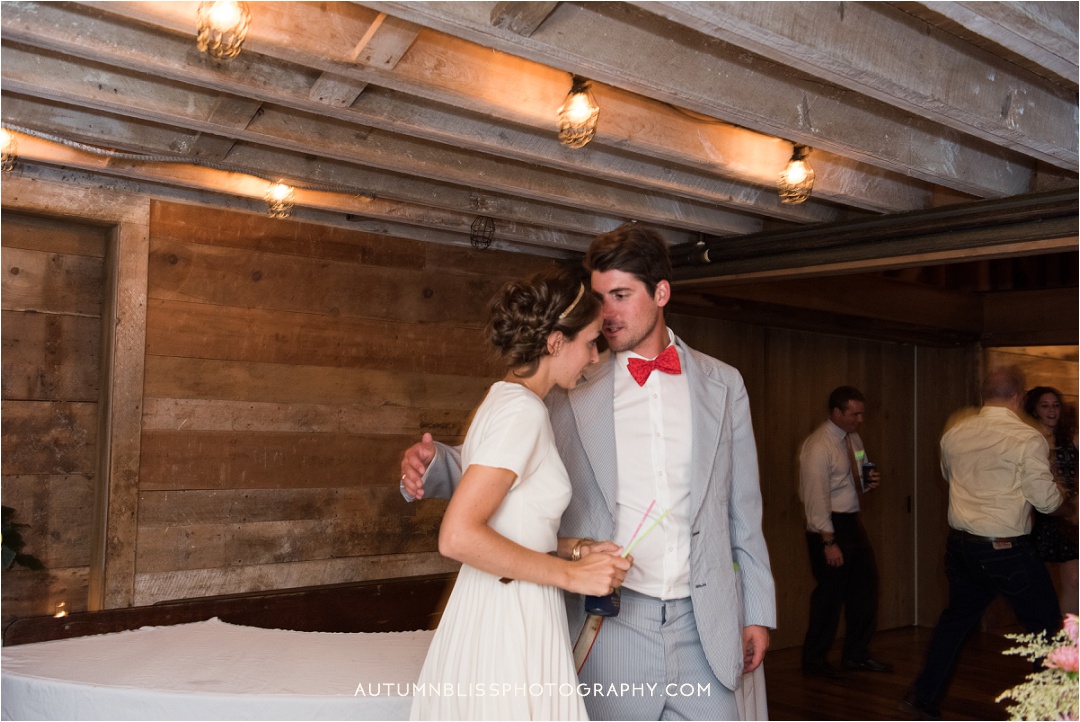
[623,500,656,551]
[621,508,670,558]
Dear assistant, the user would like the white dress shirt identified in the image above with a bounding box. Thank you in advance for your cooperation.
[799,420,863,534]
[612,330,693,599]
[940,405,1062,537]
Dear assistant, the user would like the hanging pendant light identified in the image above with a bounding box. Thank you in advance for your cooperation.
[264,182,295,218]
[197,1,251,59]
[778,144,815,204]
[557,75,600,149]
[1,128,17,172]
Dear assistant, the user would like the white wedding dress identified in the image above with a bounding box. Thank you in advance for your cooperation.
[410,382,588,720]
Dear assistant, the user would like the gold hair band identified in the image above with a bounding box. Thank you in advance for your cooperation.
[558,283,586,320]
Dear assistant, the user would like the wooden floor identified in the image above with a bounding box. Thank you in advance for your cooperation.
[764,626,1032,721]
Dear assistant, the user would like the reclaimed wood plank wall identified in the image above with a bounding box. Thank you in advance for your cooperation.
[132,201,549,604]
[1,212,109,621]
[669,312,979,649]
[2,183,984,648]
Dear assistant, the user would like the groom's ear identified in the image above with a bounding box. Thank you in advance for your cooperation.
[654,280,671,308]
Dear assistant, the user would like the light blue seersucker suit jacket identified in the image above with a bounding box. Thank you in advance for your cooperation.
[425,334,776,691]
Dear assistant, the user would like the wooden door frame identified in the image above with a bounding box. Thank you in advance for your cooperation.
[2,173,149,610]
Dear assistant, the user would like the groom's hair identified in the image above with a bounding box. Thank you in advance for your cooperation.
[585,225,672,297]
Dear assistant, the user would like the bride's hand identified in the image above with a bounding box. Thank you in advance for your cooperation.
[565,551,632,596]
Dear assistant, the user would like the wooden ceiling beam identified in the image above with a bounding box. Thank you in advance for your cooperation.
[310,12,420,109]
[57,1,932,215]
[188,95,262,161]
[357,0,1039,198]
[0,90,622,241]
[640,1,1078,171]
[905,1,1079,86]
[681,275,984,334]
[0,46,750,238]
[2,128,597,254]
[668,292,982,347]
[672,276,1079,347]
[2,6,813,235]
[488,2,558,37]
[673,189,1079,284]
[11,161,565,258]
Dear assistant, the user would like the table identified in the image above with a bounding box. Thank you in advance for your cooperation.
[1,618,434,720]
[2,617,768,720]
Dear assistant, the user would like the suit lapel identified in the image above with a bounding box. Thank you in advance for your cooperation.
[680,338,727,517]
[569,353,618,515]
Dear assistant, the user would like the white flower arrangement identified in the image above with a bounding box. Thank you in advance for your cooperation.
[997,614,1079,721]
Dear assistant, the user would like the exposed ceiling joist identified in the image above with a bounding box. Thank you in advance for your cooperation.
[637,1,1077,170]
[1,0,1075,335]
[356,1,1054,196]
[908,1,1079,85]
[673,189,1078,284]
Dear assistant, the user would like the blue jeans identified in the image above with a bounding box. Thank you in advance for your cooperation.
[913,530,1062,709]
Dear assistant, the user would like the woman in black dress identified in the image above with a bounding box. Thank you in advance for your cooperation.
[1024,386,1078,614]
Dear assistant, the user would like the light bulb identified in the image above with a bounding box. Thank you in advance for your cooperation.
[557,76,600,149]
[196,1,251,59]
[778,145,815,204]
[208,1,242,29]
[1,128,17,172]
[264,182,295,218]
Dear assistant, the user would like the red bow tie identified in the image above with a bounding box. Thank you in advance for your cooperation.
[627,345,682,386]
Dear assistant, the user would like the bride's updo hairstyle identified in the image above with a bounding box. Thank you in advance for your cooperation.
[486,267,601,377]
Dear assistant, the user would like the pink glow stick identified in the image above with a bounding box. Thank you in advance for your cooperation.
[622,508,670,559]
[623,500,656,550]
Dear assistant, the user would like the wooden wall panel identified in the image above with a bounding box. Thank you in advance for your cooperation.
[0,401,99,475]
[1,312,102,401]
[670,312,944,650]
[984,345,1079,404]
[914,345,981,626]
[143,357,492,409]
[138,430,417,490]
[144,299,496,376]
[2,190,988,646]
[0,474,95,569]
[136,200,549,600]
[1,211,110,628]
[147,238,502,325]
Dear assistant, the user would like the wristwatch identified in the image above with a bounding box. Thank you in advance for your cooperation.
[822,539,837,548]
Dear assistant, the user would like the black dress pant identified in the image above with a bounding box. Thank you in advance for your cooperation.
[913,530,1061,710]
[802,512,879,666]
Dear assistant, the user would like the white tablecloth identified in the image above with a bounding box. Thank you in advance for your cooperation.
[1,618,435,721]
[1,617,769,721]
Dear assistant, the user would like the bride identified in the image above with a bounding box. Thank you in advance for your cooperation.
[410,268,632,720]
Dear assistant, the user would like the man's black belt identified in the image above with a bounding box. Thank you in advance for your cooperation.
[951,529,1029,544]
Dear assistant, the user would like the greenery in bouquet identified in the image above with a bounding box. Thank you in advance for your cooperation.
[997,614,1079,721]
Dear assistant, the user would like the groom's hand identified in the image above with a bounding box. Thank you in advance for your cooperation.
[400,433,436,499]
[742,625,769,673]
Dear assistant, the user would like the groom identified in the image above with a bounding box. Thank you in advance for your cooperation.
[401,226,776,720]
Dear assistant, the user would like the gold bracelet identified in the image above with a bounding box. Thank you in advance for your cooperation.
[571,537,595,562]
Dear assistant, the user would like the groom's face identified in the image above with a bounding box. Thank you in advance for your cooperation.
[590,268,666,355]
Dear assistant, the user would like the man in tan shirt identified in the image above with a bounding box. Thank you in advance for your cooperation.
[798,385,891,679]
[903,366,1071,719]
